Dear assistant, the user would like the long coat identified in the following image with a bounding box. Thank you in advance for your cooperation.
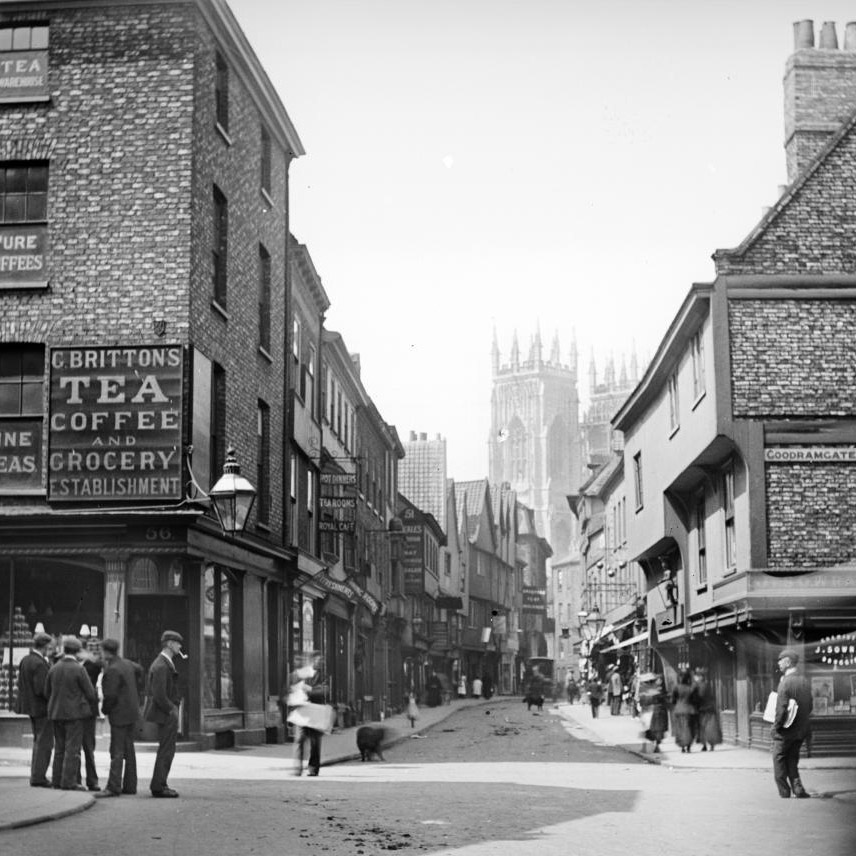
[102,656,144,727]
[45,656,98,721]
[17,650,51,718]
[144,653,180,724]
[774,671,813,741]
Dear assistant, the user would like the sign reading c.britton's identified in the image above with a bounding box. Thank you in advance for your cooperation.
[48,345,183,502]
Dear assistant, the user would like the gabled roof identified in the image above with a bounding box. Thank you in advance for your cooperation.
[454,478,495,544]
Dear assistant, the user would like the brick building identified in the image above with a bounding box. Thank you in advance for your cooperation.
[0,0,304,746]
[614,20,856,755]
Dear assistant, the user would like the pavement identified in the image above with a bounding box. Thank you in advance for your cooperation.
[2,696,854,831]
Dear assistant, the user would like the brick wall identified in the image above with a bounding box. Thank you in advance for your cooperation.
[766,463,856,567]
[729,299,856,417]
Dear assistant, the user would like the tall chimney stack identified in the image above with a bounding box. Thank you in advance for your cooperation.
[784,19,856,183]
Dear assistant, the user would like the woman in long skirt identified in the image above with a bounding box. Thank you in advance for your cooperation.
[670,669,700,753]
[693,667,723,751]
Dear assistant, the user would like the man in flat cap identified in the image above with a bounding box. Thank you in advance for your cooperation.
[97,639,145,797]
[16,632,55,787]
[771,647,813,799]
[44,636,98,790]
[144,630,183,798]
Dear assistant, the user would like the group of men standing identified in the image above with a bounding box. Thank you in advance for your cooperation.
[16,629,184,799]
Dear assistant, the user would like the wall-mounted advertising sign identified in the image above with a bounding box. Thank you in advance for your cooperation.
[0,224,48,288]
[0,417,42,492]
[48,345,183,502]
[320,472,356,486]
[0,50,49,101]
[521,586,546,613]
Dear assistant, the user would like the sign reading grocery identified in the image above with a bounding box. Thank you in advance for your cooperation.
[765,447,856,463]
[48,345,183,501]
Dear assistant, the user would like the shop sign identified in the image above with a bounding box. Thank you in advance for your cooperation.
[0,417,42,492]
[47,345,183,502]
[347,578,380,615]
[0,224,48,288]
[0,50,48,101]
[320,472,356,486]
[404,567,423,595]
[319,496,356,509]
[312,570,356,601]
[521,586,546,613]
[319,519,355,533]
[765,446,856,463]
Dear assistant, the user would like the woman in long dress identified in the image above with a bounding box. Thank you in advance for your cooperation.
[693,667,722,751]
[639,674,668,753]
[671,669,700,753]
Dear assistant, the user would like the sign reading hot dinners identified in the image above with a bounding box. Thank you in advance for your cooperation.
[48,345,183,501]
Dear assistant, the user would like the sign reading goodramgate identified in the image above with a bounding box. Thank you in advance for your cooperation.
[48,345,183,501]
[765,447,856,463]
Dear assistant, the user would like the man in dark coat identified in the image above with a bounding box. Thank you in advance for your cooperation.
[45,636,98,790]
[78,644,102,791]
[16,632,55,787]
[144,630,183,798]
[96,638,144,797]
[771,647,813,799]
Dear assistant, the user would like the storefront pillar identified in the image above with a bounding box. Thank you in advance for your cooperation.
[103,554,128,646]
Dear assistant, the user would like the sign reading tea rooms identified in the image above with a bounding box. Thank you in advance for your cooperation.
[48,345,183,502]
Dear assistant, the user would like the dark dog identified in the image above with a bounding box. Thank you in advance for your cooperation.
[356,725,386,761]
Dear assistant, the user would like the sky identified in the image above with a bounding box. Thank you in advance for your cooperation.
[228,0,856,479]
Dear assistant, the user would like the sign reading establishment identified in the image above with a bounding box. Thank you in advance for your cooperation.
[48,345,183,501]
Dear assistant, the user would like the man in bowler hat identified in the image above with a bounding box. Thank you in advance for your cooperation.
[45,637,98,790]
[145,630,183,797]
[16,632,55,787]
[96,638,144,797]
[772,647,813,799]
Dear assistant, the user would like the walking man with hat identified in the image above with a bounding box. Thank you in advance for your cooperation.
[45,636,98,790]
[16,631,55,787]
[97,638,144,797]
[145,630,183,798]
[771,647,813,799]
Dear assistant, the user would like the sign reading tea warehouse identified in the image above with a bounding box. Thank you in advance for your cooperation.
[48,345,183,501]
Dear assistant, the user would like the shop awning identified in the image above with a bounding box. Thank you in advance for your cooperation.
[601,630,648,653]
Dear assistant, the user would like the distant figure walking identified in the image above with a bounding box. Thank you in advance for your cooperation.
[586,675,603,718]
[693,667,722,751]
[671,669,700,753]
[566,674,580,705]
[638,673,668,753]
[406,693,420,728]
[608,667,623,716]
[458,675,468,698]
[471,677,483,698]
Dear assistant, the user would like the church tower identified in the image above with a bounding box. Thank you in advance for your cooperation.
[488,326,582,560]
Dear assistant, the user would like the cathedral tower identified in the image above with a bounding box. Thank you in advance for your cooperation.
[488,327,582,560]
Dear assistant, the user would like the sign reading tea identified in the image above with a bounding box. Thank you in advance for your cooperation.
[48,345,183,501]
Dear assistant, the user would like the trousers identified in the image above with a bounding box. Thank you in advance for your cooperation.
[772,735,805,797]
[52,719,84,789]
[150,714,178,793]
[107,723,138,794]
[29,715,54,785]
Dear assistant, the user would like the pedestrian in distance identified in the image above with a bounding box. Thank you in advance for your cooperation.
[693,666,722,751]
[16,631,55,788]
[97,638,144,797]
[77,642,102,791]
[45,636,98,790]
[288,652,328,776]
[586,674,603,718]
[608,666,623,716]
[670,668,700,753]
[771,648,813,799]
[406,692,420,728]
[458,675,468,699]
[638,673,668,753]
[471,676,483,698]
[144,630,184,798]
[566,673,579,705]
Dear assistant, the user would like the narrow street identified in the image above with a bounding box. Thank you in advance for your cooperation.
[2,700,854,856]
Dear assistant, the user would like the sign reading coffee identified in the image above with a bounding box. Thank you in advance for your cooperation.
[48,345,183,501]
[0,224,48,287]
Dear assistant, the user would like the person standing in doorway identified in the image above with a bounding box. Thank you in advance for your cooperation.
[97,638,144,797]
[772,648,813,799]
[145,630,183,798]
[17,632,55,787]
[45,637,98,790]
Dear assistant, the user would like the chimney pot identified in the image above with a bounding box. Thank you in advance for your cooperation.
[819,21,838,49]
[419,432,428,441]
[794,19,814,49]
[845,22,856,50]
[409,431,417,441]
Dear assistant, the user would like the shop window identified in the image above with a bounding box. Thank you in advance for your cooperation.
[215,51,229,134]
[0,24,49,51]
[695,497,707,587]
[723,464,736,571]
[257,400,270,525]
[0,163,47,223]
[203,564,237,709]
[0,343,43,415]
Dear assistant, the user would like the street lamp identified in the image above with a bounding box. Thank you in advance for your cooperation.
[208,446,257,536]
